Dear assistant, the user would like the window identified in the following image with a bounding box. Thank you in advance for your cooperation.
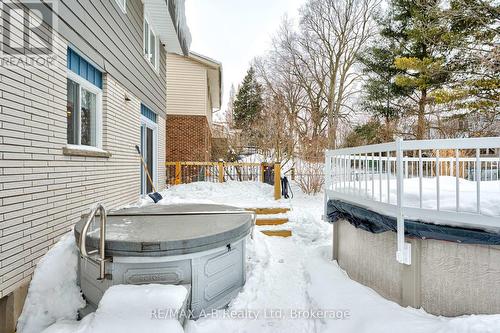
[66,48,103,148]
[115,0,127,14]
[143,16,158,69]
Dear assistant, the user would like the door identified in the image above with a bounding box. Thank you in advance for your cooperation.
[140,116,157,195]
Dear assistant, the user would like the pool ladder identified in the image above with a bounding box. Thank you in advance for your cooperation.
[79,204,112,280]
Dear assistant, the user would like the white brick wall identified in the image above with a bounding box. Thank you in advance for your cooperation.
[0,15,167,298]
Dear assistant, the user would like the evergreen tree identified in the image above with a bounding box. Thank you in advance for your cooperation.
[233,67,263,129]
[359,39,412,141]
[432,0,499,129]
[361,0,499,139]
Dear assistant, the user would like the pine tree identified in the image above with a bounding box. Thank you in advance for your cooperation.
[432,0,499,133]
[361,0,499,139]
[359,38,412,141]
[233,67,263,129]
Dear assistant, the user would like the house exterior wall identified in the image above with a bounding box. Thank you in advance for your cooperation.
[335,219,500,316]
[54,0,167,116]
[166,115,212,162]
[0,0,168,318]
[166,53,209,120]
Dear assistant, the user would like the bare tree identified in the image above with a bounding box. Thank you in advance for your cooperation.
[299,0,379,148]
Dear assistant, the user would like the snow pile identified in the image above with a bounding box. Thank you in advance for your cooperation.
[43,285,188,333]
[17,233,85,333]
[22,182,500,333]
[305,247,500,333]
[138,181,290,209]
[186,234,315,333]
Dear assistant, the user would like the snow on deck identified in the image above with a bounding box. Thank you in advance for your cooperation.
[19,182,500,333]
[138,181,291,209]
[336,177,500,217]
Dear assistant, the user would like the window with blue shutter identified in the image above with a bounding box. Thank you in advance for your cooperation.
[141,104,157,123]
[67,47,103,89]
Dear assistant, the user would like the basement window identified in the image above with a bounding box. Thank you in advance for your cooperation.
[66,48,103,148]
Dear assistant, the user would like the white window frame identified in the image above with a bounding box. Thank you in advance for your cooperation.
[140,114,158,195]
[67,69,103,149]
[143,14,159,71]
[115,0,127,14]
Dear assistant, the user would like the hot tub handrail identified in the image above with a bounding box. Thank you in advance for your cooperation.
[79,203,110,280]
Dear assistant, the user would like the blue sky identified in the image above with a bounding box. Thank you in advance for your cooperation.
[185,0,306,117]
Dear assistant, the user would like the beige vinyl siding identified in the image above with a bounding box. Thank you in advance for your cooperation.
[166,53,209,118]
[0,31,159,299]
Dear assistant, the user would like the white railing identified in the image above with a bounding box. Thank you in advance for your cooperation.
[324,137,500,265]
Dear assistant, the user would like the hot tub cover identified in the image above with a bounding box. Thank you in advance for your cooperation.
[327,199,500,245]
[74,204,254,256]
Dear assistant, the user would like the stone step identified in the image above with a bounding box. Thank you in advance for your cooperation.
[255,218,289,226]
[246,207,290,215]
[260,230,292,238]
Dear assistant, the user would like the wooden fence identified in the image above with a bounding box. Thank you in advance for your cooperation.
[165,162,282,199]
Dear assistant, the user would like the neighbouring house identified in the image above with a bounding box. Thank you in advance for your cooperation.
[0,0,190,331]
[211,122,230,160]
[166,52,222,162]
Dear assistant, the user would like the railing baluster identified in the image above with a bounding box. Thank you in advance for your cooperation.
[358,154,362,194]
[371,152,375,200]
[419,149,423,209]
[436,150,440,211]
[379,152,382,202]
[365,153,368,195]
[386,151,390,204]
[476,148,481,213]
[348,154,352,191]
[455,149,460,212]
[344,155,347,190]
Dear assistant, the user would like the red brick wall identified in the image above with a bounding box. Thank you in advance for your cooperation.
[166,115,212,162]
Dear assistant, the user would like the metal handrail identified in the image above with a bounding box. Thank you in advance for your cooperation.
[79,204,110,280]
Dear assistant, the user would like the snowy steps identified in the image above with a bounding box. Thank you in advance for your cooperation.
[247,207,292,237]
[246,207,290,215]
[255,218,289,226]
[260,230,293,237]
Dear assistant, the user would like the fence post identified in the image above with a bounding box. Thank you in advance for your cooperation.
[274,163,281,200]
[396,138,411,265]
[218,161,225,183]
[260,163,265,183]
[175,162,182,185]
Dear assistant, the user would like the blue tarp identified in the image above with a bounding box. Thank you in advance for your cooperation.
[326,199,500,245]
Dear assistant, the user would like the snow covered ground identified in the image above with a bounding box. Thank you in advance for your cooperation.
[18,181,500,333]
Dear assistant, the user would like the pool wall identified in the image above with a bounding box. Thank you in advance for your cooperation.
[333,220,500,316]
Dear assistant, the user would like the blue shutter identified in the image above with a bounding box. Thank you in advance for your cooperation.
[141,104,157,123]
[67,47,103,89]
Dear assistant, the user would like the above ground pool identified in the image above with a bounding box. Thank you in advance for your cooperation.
[74,204,255,319]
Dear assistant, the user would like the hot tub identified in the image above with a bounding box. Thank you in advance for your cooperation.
[74,204,255,318]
